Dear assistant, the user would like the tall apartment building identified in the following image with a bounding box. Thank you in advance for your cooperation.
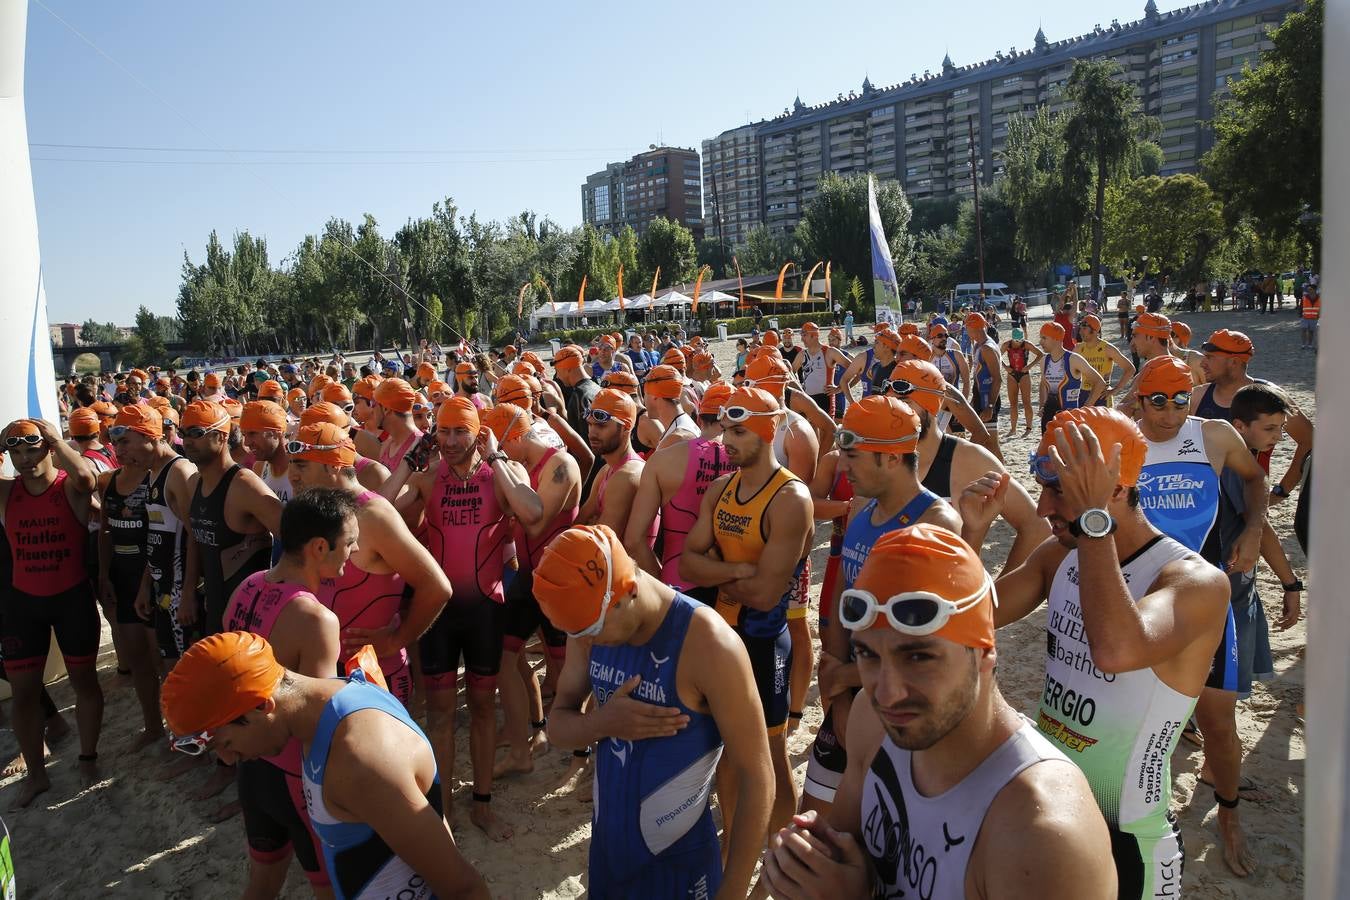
[700,125,762,251]
[699,0,1295,245]
[581,147,704,240]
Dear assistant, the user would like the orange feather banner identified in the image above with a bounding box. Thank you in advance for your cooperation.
[649,266,660,301]
[824,261,832,300]
[734,256,747,309]
[517,282,529,318]
[577,274,587,312]
[801,261,824,300]
[544,282,556,313]
[774,262,795,301]
[691,265,710,312]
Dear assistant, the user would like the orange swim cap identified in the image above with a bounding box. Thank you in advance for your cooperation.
[599,370,639,397]
[495,374,531,406]
[897,322,920,337]
[643,365,684,400]
[308,375,333,399]
[552,346,585,371]
[839,395,920,454]
[455,361,477,379]
[875,330,902,352]
[1039,322,1066,342]
[240,401,286,433]
[146,395,171,413]
[898,334,934,362]
[964,313,987,330]
[321,383,353,408]
[417,362,438,382]
[928,323,949,338]
[436,396,480,437]
[589,388,637,429]
[762,330,780,348]
[720,385,780,444]
[113,404,164,440]
[699,381,734,417]
[1200,328,1254,358]
[533,525,637,635]
[286,387,307,407]
[426,380,452,402]
[1170,321,1192,347]
[374,378,417,414]
[291,422,357,468]
[202,372,222,390]
[661,348,688,373]
[352,375,381,401]
[1038,406,1146,487]
[1137,356,1194,397]
[160,631,285,736]
[91,401,119,420]
[521,351,545,375]
[300,401,348,428]
[67,408,101,437]
[482,403,530,444]
[692,351,715,372]
[849,525,995,650]
[888,360,947,417]
[1134,312,1172,339]
[745,354,790,397]
[258,380,285,401]
[182,400,231,434]
[221,398,243,421]
[1080,314,1102,333]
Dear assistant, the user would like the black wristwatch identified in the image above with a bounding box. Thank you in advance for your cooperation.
[1068,508,1117,539]
[1282,579,1304,592]
[1271,484,1289,498]
[486,451,509,466]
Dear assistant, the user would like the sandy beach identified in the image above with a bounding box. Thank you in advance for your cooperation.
[0,305,1311,898]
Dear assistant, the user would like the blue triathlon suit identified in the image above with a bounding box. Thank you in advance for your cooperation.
[302,671,442,900]
[588,592,724,899]
[840,490,941,589]
[626,348,651,379]
[1137,418,1238,692]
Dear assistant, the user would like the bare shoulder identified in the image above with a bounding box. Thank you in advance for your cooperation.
[953,435,1007,475]
[920,497,962,533]
[1156,553,1229,602]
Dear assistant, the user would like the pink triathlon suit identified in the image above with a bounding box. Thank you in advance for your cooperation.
[660,439,733,596]
[316,490,412,706]
[378,427,423,472]
[418,458,511,692]
[503,447,578,656]
[224,572,330,887]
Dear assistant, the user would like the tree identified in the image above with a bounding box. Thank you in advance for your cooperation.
[909,197,961,234]
[794,172,914,303]
[738,225,795,276]
[1063,59,1145,289]
[638,217,698,288]
[1103,175,1224,285]
[911,183,1029,296]
[1203,0,1322,256]
[1000,108,1085,273]
[696,236,732,280]
[79,320,122,345]
[134,305,167,363]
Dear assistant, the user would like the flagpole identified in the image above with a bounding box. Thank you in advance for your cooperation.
[968,116,986,303]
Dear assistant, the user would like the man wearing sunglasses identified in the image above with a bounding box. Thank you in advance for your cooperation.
[1136,356,1270,878]
[576,389,647,542]
[682,385,814,842]
[0,418,103,808]
[541,524,774,900]
[802,396,962,816]
[964,407,1231,900]
[762,524,1115,900]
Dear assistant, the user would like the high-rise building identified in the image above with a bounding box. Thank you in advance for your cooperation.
[700,0,1295,242]
[701,125,762,251]
[581,147,704,240]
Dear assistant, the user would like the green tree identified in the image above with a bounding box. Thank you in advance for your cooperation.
[638,217,698,288]
[1063,59,1145,289]
[793,172,914,302]
[79,320,122,344]
[1103,175,1224,284]
[909,197,961,234]
[1203,0,1322,255]
[134,305,167,363]
[737,225,795,276]
[1000,108,1085,272]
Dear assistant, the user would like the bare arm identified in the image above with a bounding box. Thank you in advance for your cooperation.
[679,475,756,587]
[720,483,813,612]
[294,603,341,678]
[238,471,283,536]
[347,500,451,657]
[1106,342,1136,393]
[487,450,542,526]
[594,464,641,536]
[1212,419,1267,573]
[623,454,667,577]
[991,538,1058,628]
[787,392,830,470]
[1277,407,1314,496]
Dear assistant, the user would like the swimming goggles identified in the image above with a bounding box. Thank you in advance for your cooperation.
[169,730,213,756]
[1028,449,1058,484]
[586,408,627,426]
[286,440,341,455]
[836,429,918,451]
[720,405,779,424]
[567,531,616,639]
[886,380,946,400]
[107,425,133,440]
[840,574,994,634]
[181,415,231,439]
[2,434,44,448]
[1143,391,1190,410]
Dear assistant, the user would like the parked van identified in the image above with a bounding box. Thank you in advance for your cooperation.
[952,283,1011,310]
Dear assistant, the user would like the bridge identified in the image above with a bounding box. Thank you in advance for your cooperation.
[50,342,191,375]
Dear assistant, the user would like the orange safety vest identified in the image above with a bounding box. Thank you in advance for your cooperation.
[1302,297,1321,320]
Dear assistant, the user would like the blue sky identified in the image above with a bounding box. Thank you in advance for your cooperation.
[26,0,1176,323]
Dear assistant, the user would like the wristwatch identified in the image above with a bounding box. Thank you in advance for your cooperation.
[486,451,509,466]
[1282,579,1304,592]
[1068,508,1117,539]
[1271,484,1289,498]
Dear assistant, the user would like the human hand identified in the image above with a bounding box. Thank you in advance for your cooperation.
[343,624,402,659]
[760,811,871,900]
[1278,589,1302,631]
[595,675,689,741]
[1048,422,1120,520]
[959,471,1010,531]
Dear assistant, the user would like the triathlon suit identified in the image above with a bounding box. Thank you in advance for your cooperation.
[799,347,831,411]
[302,670,441,900]
[256,458,293,565]
[866,356,895,396]
[1078,340,1116,407]
[1194,378,1274,471]
[816,468,854,628]
[771,405,814,624]
[1039,535,1195,900]
[504,448,578,657]
[1006,340,1031,383]
[861,717,1069,898]
[935,348,963,392]
[711,466,801,734]
[317,491,413,706]
[658,412,696,449]
[1139,418,1240,692]
[145,456,199,657]
[859,348,877,397]
[377,428,423,473]
[919,434,960,499]
[102,470,149,627]
[1040,351,1085,432]
[82,444,118,472]
[660,438,734,604]
[588,592,724,898]
[832,360,849,418]
[625,348,650,379]
[226,573,328,888]
[419,459,510,693]
[1,471,99,672]
[630,409,654,457]
[970,336,1001,417]
[189,464,273,635]
[805,489,939,803]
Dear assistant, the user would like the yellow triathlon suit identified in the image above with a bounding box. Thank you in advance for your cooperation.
[1077,339,1116,407]
[711,465,801,733]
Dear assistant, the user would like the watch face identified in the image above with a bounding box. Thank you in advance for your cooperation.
[1081,509,1112,537]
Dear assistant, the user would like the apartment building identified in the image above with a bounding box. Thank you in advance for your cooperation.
[581,147,704,240]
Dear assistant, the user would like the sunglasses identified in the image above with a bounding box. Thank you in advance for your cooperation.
[836,429,917,451]
[169,730,213,756]
[840,574,994,635]
[1143,391,1191,410]
[566,533,617,639]
[181,414,231,439]
[286,440,340,455]
[887,380,945,399]
[3,434,43,449]
[720,405,778,424]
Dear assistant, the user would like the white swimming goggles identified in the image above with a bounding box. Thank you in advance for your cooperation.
[839,574,994,634]
[567,531,616,640]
